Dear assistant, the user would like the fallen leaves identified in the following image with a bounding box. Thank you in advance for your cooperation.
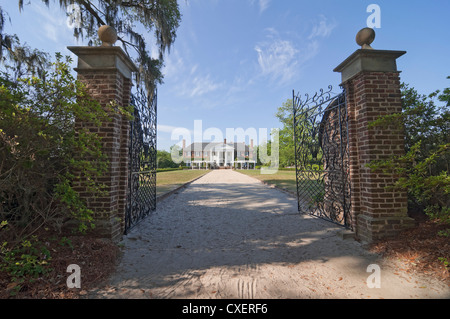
[0,233,120,299]
[370,219,450,287]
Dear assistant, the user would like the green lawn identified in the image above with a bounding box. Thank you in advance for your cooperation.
[235,169,297,193]
[156,169,209,197]
[157,169,321,199]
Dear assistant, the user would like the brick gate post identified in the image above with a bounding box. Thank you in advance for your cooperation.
[67,26,138,242]
[334,29,414,243]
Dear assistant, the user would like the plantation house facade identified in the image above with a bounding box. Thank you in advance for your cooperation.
[182,139,256,169]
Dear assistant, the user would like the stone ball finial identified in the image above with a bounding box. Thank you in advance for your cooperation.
[356,27,375,49]
[98,25,118,46]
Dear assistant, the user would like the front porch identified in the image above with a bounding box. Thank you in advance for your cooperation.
[190,160,256,170]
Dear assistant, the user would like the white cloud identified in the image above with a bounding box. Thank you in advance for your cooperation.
[255,38,299,85]
[167,68,222,100]
[162,50,185,80]
[31,2,69,43]
[187,74,222,97]
[308,15,337,40]
[158,124,193,134]
[301,40,320,62]
[172,59,222,98]
[190,64,198,75]
[162,46,223,110]
[250,0,271,13]
[258,0,271,13]
[157,124,177,134]
[43,23,59,42]
[253,16,336,85]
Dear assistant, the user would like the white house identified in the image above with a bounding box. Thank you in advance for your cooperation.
[182,139,256,169]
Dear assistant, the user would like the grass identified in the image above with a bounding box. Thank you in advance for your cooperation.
[235,169,298,193]
[236,169,325,199]
[156,169,209,197]
[156,168,321,200]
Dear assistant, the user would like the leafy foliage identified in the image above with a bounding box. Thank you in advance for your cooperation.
[0,53,127,291]
[0,1,181,292]
[275,99,295,167]
[157,149,179,168]
[0,234,52,295]
[13,0,181,95]
[0,5,50,80]
[275,98,323,168]
[0,54,119,239]
[368,79,450,235]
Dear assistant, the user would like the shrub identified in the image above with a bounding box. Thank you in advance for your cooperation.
[156,167,183,172]
[0,53,119,239]
[368,80,449,236]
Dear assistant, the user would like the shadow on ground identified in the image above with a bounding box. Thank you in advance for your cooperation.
[89,171,450,299]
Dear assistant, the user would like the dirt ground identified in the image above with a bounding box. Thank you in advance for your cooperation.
[86,170,450,299]
[3,169,447,299]
[0,233,119,299]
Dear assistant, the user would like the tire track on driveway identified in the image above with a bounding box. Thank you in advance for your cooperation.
[89,170,450,299]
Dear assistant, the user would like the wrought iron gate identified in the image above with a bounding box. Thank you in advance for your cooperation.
[293,86,352,229]
[124,88,157,234]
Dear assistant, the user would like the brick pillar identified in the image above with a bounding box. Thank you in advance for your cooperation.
[67,46,138,242]
[334,49,415,243]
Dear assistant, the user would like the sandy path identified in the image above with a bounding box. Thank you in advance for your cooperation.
[89,170,450,299]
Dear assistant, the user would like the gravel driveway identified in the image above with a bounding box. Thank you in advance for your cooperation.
[89,170,450,299]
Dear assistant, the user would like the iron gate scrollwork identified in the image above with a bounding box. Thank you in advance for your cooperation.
[125,88,157,234]
[293,86,352,230]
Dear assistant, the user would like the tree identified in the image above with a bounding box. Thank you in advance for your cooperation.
[0,53,118,238]
[169,143,183,165]
[276,98,320,168]
[1,0,182,95]
[275,99,295,167]
[0,6,50,79]
[157,149,178,168]
[368,78,450,235]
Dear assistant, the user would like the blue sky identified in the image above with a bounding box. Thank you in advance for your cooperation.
[2,0,450,151]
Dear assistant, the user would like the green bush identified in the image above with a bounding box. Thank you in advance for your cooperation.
[0,236,51,279]
[157,150,179,168]
[0,222,52,295]
[368,80,450,236]
[0,53,123,238]
[156,167,183,172]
